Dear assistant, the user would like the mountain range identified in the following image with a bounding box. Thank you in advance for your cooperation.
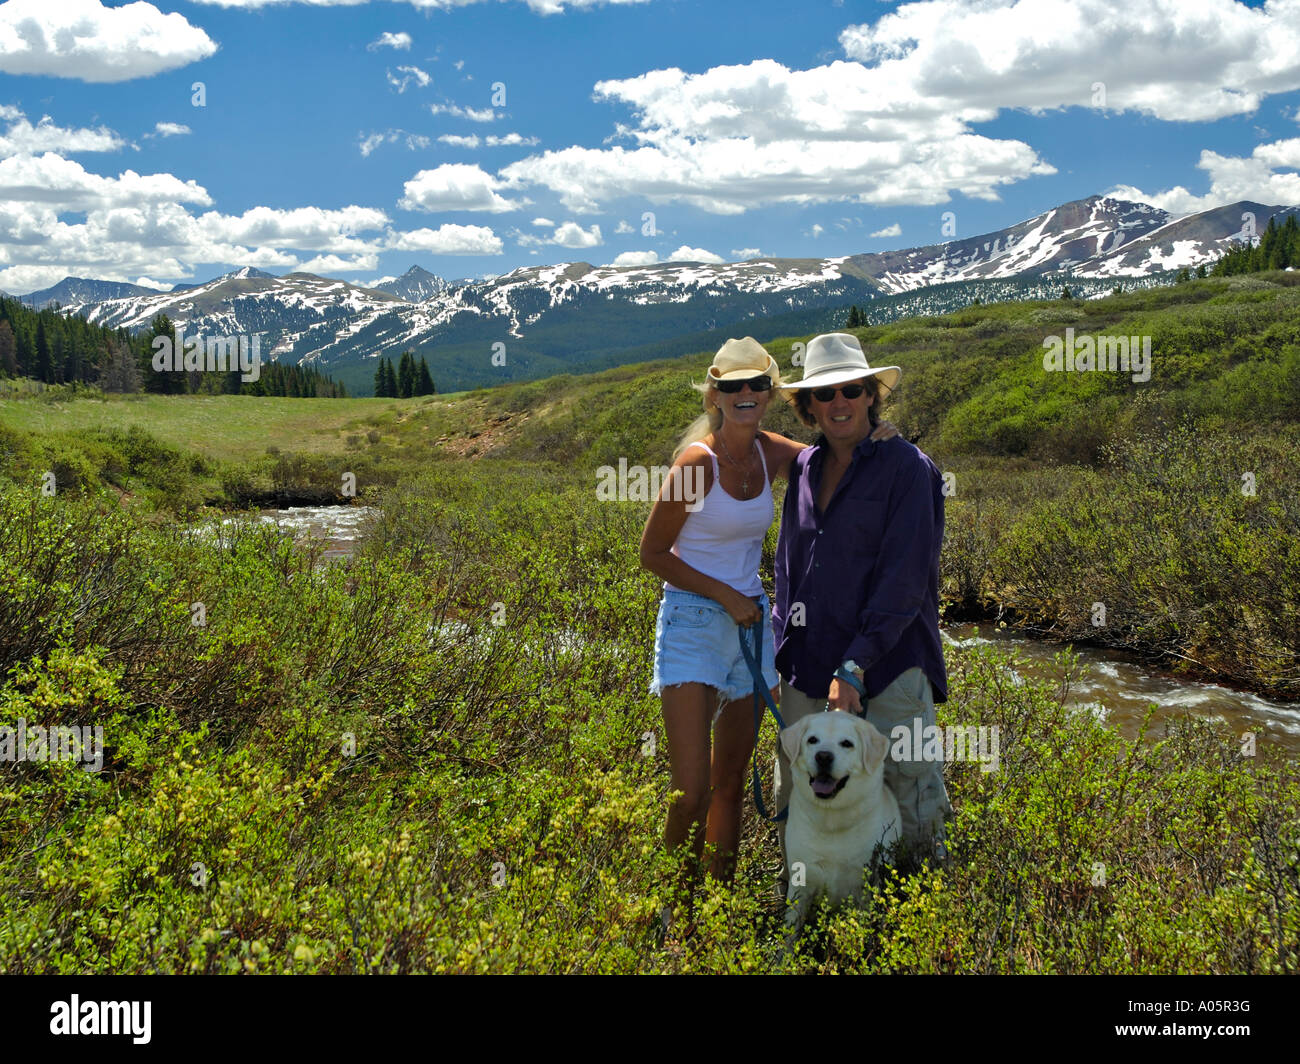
[12,195,1295,394]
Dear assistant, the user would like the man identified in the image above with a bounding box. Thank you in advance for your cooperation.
[772,332,950,880]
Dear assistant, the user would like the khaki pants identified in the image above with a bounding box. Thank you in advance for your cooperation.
[775,668,952,874]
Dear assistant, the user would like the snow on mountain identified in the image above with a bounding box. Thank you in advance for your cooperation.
[36,196,1296,392]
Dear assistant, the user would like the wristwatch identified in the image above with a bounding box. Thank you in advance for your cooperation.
[835,659,866,697]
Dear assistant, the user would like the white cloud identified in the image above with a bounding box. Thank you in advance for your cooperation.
[838,0,1300,124]
[614,220,634,234]
[495,1,1300,216]
[870,223,901,238]
[429,103,497,123]
[551,221,602,248]
[399,163,520,212]
[667,245,724,263]
[368,32,411,52]
[297,253,381,275]
[531,216,555,227]
[388,224,503,255]
[809,224,824,238]
[0,0,217,83]
[500,57,1054,213]
[388,65,431,93]
[360,130,431,156]
[439,132,538,148]
[0,153,211,209]
[365,275,398,287]
[132,276,172,291]
[197,205,389,253]
[731,247,760,259]
[0,111,124,157]
[610,250,658,266]
[1111,137,1300,216]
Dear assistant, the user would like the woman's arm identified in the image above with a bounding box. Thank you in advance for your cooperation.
[762,421,902,482]
[639,446,761,626]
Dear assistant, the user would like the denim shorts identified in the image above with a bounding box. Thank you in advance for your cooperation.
[650,588,780,704]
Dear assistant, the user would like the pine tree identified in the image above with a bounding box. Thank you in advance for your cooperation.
[0,320,17,377]
[34,320,52,383]
[416,356,435,396]
[1060,285,1074,301]
[382,358,397,397]
[845,304,865,328]
[373,358,387,397]
[396,350,414,398]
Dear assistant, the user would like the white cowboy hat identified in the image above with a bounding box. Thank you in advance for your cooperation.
[706,336,781,384]
[780,333,900,395]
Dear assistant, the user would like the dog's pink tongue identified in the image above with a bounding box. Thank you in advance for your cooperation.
[812,777,838,798]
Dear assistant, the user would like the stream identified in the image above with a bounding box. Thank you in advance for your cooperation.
[230,504,1300,756]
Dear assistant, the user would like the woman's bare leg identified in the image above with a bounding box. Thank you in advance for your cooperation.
[703,686,775,883]
[660,682,715,875]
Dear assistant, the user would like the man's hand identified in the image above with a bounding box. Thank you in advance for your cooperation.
[827,676,864,715]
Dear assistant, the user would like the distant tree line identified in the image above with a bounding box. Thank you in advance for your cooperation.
[373,350,436,397]
[1212,214,1300,276]
[0,298,345,397]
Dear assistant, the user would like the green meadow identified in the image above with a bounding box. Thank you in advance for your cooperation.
[1,275,1297,972]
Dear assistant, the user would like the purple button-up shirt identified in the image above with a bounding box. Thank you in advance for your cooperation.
[773,433,947,703]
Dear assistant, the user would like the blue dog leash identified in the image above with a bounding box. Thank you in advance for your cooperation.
[738,608,788,822]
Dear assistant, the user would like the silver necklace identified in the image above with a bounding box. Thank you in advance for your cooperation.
[717,434,758,495]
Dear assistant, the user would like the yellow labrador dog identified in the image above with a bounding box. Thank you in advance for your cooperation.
[780,711,900,940]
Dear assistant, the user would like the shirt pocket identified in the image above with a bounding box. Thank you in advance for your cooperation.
[840,492,889,560]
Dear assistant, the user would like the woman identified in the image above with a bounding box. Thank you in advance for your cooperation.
[638,336,891,929]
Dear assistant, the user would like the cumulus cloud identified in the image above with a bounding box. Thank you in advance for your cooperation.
[531,217,555,227]
[297,253,380,275]
[388,224,504,254]
[399,163,520,212]
[667,245,724,263]
[499,56,1055,213]
[610,250,659,266]
[869,223,901,238]
[494,1,1300,216]
[838,0,1300,124]
[1111,137,1300,215]
[0,153,211,209]
[368,31,411,52]
[614,220,634,234]
[0,110,124,157]
[0,0,217,83]
[144,122,192,140]
[551,221,601,248]
[731,247,760,259]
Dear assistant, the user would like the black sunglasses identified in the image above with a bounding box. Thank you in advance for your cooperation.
[715,374,773,393]
[811,382,869,402]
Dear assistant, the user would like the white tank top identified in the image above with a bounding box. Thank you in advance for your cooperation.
[666,436,773,598]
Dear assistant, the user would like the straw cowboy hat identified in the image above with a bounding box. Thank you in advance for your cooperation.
[706,336,781,384]
[780,333,900,395]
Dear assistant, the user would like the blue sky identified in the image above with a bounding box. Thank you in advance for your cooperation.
[1,0,1298,293]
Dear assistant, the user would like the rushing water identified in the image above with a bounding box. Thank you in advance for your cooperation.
[243,505,1300,756]
[944,624,1300,757]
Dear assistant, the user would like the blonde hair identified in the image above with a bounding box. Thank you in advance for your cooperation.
[673,381,724,461]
